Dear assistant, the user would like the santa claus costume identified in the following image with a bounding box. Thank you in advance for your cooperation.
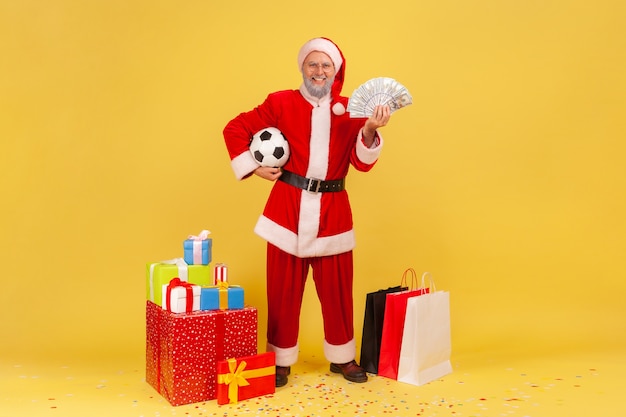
[223,38,384,370]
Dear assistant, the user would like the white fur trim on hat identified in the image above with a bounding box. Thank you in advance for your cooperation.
[298,38,343,73]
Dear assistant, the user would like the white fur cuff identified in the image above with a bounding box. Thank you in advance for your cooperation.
[267,342,299,367]
[231,152,260,180]
[356,130,384,165]
[323,338,356,364]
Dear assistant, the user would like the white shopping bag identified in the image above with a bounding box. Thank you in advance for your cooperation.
[397,274,452,386]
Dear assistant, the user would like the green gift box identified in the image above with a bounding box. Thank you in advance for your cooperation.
[146,258,211,307]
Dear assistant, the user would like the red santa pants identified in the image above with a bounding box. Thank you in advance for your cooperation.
[266,243,354,358]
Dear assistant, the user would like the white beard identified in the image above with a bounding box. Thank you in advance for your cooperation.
[303,74,335,99]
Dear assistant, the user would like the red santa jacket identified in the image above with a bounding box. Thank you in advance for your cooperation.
[223,86,383,258]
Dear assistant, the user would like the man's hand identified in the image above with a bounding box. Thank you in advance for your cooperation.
[362,105,391,147]
[254,166,283,181]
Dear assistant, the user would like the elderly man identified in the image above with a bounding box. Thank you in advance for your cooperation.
[223,37,391,387]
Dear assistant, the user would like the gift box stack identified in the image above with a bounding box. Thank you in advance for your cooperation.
[145,230,275,406]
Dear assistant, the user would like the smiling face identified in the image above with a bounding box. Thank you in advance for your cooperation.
[302,51,336,99]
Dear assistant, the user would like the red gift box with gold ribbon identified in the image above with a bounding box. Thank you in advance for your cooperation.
[145,301,257,406]
[216,352,275,405]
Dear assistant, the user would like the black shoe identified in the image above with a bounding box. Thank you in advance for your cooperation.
[275,365,290,387]
[330,360,368,383]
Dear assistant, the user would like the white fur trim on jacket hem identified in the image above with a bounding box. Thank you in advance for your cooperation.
[254,215,355,258]
[267,342,299,367]
[356,129,384,165]
[231,151,260,180]
[323,338,356,364]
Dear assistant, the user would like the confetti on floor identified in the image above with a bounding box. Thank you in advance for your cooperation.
[1,350,624,417]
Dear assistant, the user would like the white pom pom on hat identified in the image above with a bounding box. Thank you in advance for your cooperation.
[297,37,343,72]
[332,102,346,116]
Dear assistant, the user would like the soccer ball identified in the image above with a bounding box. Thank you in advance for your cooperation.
[249,127,290,167]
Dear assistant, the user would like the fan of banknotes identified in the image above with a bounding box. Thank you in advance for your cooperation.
[347,77,412,118]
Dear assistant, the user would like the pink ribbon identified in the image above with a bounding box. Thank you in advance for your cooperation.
[188,230,210,264]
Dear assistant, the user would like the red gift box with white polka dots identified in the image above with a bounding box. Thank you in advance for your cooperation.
[145,300,258,406]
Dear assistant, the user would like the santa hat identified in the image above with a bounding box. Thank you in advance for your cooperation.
[297,37,347,115]
[297,37,343,73]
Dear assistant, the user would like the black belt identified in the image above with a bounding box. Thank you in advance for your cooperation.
[279,170,345,193]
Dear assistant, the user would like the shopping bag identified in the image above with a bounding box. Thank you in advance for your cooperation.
[378,269,429,380]
[359,285,407,374]
[397,274,452,386]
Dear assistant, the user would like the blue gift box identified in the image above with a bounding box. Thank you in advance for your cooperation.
[201,285,244,310]
[183,238,212,265]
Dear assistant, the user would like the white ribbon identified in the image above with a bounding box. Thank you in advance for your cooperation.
[149,258,188,301]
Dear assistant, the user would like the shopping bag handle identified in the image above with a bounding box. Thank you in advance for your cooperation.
[400,268,418,290]
[421,271,436,292]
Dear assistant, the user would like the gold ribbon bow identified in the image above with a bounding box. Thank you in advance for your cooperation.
[217,280,229,309]
[217,358,274,404]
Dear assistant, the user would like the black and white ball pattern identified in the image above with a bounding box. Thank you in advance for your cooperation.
[249,127,290,167]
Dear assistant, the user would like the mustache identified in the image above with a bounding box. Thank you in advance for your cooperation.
[303,73,335,98]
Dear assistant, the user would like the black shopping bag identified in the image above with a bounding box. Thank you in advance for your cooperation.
[359,285,407,374]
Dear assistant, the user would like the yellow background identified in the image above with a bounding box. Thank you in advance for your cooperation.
[1,0,624,375]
